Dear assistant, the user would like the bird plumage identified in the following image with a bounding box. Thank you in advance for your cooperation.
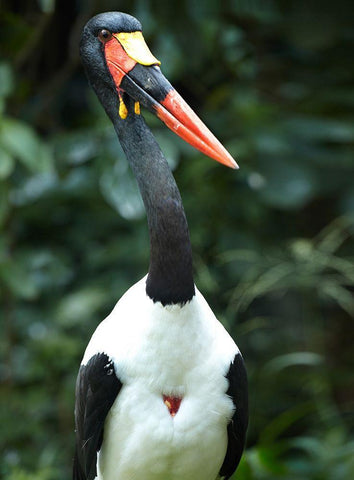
[74,280,247,480]
[74,11,248,480]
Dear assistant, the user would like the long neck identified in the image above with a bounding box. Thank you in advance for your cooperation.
[114,112,195,305]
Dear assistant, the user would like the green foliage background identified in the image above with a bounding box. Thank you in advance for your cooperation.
[1,0,353,478]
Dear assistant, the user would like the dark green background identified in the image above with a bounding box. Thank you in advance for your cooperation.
[1,1,353,479]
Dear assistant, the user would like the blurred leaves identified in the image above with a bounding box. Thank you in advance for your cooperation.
[1,118,53,173]
[0,62,13,98]
[223,216,354,315]
[1,1,354,479]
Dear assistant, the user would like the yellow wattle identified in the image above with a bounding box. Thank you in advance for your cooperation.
[119,96,128,119]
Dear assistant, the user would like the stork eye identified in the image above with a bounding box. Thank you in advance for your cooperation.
[98,29,112,43]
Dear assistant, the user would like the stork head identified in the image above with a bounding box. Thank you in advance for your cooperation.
[80,12,238,168]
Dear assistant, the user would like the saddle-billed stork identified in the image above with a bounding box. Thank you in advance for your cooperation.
[74,12,248,480]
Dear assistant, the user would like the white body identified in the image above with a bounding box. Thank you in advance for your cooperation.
[82,277,239,480]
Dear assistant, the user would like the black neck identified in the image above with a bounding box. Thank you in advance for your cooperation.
[114,110,195,305]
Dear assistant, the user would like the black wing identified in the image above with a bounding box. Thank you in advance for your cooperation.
[73,353,122,480]
[219,353,249,479]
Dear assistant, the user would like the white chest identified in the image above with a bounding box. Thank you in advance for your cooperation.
[82,278,239,480]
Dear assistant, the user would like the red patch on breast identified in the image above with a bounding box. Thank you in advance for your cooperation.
[163,395,182,417]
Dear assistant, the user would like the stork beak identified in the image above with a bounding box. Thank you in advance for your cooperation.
[104,33,238,169]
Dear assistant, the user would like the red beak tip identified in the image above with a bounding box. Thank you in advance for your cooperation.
[231,159,239,170]
[222,155,239,170]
